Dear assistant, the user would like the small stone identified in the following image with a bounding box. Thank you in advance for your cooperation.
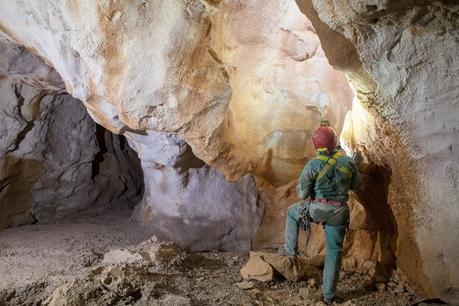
[298,287,310,299]
[232,256,240,261]
[307,278,317,288]
[102,249,145,266]
[235,280,255,290]
[394,284,405,293]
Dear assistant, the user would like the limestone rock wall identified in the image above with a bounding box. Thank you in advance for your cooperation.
[0,77,143,228]
[0,0,352,185]
[126,131,263,252]
[0,0,352,255]
[297,0,459,302]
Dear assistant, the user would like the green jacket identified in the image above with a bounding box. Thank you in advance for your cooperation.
[297,150,359,202]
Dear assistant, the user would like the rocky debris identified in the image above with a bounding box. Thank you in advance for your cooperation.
[102,249,145,266]
[102,236,183,268]
[235,280,255,290]
[240,253,274,282]
[0,219,421,306]
[241,252,321,282]
[0,208,153,306]
[44,237,187,306]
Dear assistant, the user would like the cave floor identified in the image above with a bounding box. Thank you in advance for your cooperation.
[0,209,437,306]
[0,205,153,304]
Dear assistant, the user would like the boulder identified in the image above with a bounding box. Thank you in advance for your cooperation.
[241,252,320,282]
[240,254,274,282]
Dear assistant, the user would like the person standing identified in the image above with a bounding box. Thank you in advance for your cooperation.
[278,120,360,304]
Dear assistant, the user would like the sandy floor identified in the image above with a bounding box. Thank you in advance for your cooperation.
[0,206,153,303]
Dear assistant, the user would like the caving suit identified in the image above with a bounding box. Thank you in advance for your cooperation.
[283,149,359,300]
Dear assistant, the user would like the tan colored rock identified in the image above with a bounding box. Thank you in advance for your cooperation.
[240,253,274,282]
[296,0,459,303]
[242,252,320,282]
[0,0,352,187]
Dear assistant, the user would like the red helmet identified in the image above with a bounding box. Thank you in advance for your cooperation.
[312,120,337,153]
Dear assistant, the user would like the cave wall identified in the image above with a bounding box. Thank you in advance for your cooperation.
[296,0,459,302]
[0,76,142,228]
[0,0,352,184]
[126,131,263,252]
[0,76,143,228]
[0,0,352,252]
[0,33,144,228]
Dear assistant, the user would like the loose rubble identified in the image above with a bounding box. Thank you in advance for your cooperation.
[0,214,442,306]
[41,243,421,306]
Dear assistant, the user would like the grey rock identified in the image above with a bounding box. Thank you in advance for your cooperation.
[127,131,264,252]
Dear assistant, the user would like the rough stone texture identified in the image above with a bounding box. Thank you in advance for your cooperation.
[0,0,352,259]
[209,0,353,185]
[0,33,64,91]
[240,254,274,282]
[0,0,352,186]
[241,252,320,282]
[126,131,264,252]
[0,77,143,228]
[296,0,459,302]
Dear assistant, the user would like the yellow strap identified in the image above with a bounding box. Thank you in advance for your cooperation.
[336,164,353,177]
[314,151,352,181]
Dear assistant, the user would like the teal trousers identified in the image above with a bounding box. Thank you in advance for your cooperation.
[283,202,349,300]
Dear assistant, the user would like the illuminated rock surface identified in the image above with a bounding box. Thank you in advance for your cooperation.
[297,0,459,302]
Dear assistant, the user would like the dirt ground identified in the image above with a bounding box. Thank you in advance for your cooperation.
[0,207,450,306]
[0,206,152,304]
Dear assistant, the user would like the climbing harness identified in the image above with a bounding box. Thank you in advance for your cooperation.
[313,198,346,207]
[314,151,353,181]
[297,149,354,252]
